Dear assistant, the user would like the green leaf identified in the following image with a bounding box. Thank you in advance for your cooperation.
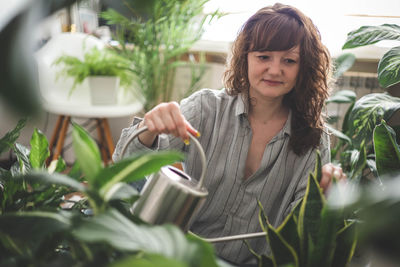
[378,46,400,88]
[326,124,352,145]
[72,122,102,183]
[0,210,72,241]
[47,156,67,173]
[98,151,184,197]
[373,121,400,177]
[348,93,400,148]
[342,102,355,134]
[333,53,356,78]
[104,182,139,202]
[342,24,400,49]
[326,90,356,104]
[0,118,26,155]
[349,143,367,183]
[29,128,49,169]
[259,255,274,267]
[111,253,188,267]
[314,151,322,183]
[73,209,217,266]
[13,143,31,174]
[308,207,340,267]
[277,211,301,256]
[20,171,86,192]
[298,173,324,263]
[331,222,357,267]
[266,221,298,267]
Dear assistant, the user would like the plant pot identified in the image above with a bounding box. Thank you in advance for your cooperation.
[88,76,120,105]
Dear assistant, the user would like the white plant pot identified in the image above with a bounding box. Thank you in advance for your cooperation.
[88,76,120,105]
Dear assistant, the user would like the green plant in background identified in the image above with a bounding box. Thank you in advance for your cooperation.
[342,24,400,88]
[327,92,400,184]
[250,153,357,267]
[53,46,135,96]
[102,0,223,110]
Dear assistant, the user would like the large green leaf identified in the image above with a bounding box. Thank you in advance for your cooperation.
[29,128,49,169]
[331,222,357,267]
[348,93,400,148]
[342,24,400,49]
[0,118,27,155]
[0,210,72,241]
[266,222,298,267]
[20,171,86,192]
[326,90,356,104]
[111,253,187,267]
[333,53,356,78]
[373,121,400,177]
[308,206,340,267]
[72,123,102,183]
[298,173,324,263]
[378,46,400,88]
[98,151,184,197]
[277,211,300,256]
[73,208,218,266]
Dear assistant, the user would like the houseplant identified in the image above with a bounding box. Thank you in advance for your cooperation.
[101,0,223,110]
[53,46,135,105]
[342,24,400,89]
[0,119,229,267]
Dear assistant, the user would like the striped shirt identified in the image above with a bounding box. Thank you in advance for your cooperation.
[113,88,330,265]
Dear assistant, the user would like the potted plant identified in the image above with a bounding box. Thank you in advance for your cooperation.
[53,46,134,105]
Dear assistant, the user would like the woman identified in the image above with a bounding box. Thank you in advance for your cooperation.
[113,3,345,265]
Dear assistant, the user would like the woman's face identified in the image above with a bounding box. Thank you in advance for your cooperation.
[247,46,300,102]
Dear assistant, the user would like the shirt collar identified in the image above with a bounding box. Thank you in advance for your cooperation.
[235,93,248,116]
[234,93,292,136]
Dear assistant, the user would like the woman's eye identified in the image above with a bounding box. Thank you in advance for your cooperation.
[258,55,269,60]
[285,58,297,64]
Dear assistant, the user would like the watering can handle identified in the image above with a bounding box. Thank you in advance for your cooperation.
[120,125,207,189]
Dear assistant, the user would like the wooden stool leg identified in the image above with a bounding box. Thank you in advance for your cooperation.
[101,118,115,164]
[96,119,109,166]
[47,115,64,165]
[51,116,70,162]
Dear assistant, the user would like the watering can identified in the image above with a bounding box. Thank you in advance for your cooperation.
[121,125,266,241]
[120,125,208,232]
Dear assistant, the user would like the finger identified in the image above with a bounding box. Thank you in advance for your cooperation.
[169,106,189,140]
[320,163,333,191]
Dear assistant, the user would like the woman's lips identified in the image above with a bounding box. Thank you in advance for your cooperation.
[262,79,283,86]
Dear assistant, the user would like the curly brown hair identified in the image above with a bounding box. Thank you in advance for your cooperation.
[224,3,332,155]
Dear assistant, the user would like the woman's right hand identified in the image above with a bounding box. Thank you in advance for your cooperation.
[138,102,198,147]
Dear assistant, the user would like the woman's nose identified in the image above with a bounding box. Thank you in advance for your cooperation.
[266,59,281,75]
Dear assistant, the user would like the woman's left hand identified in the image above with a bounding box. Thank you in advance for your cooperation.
[320,163,347,193]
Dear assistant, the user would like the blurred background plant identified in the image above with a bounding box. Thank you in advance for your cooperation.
[101,0,223,111]
[53,46,135,97]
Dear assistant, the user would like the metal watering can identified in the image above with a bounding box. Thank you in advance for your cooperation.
[120,126,208,232]
[121,125,266,242]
